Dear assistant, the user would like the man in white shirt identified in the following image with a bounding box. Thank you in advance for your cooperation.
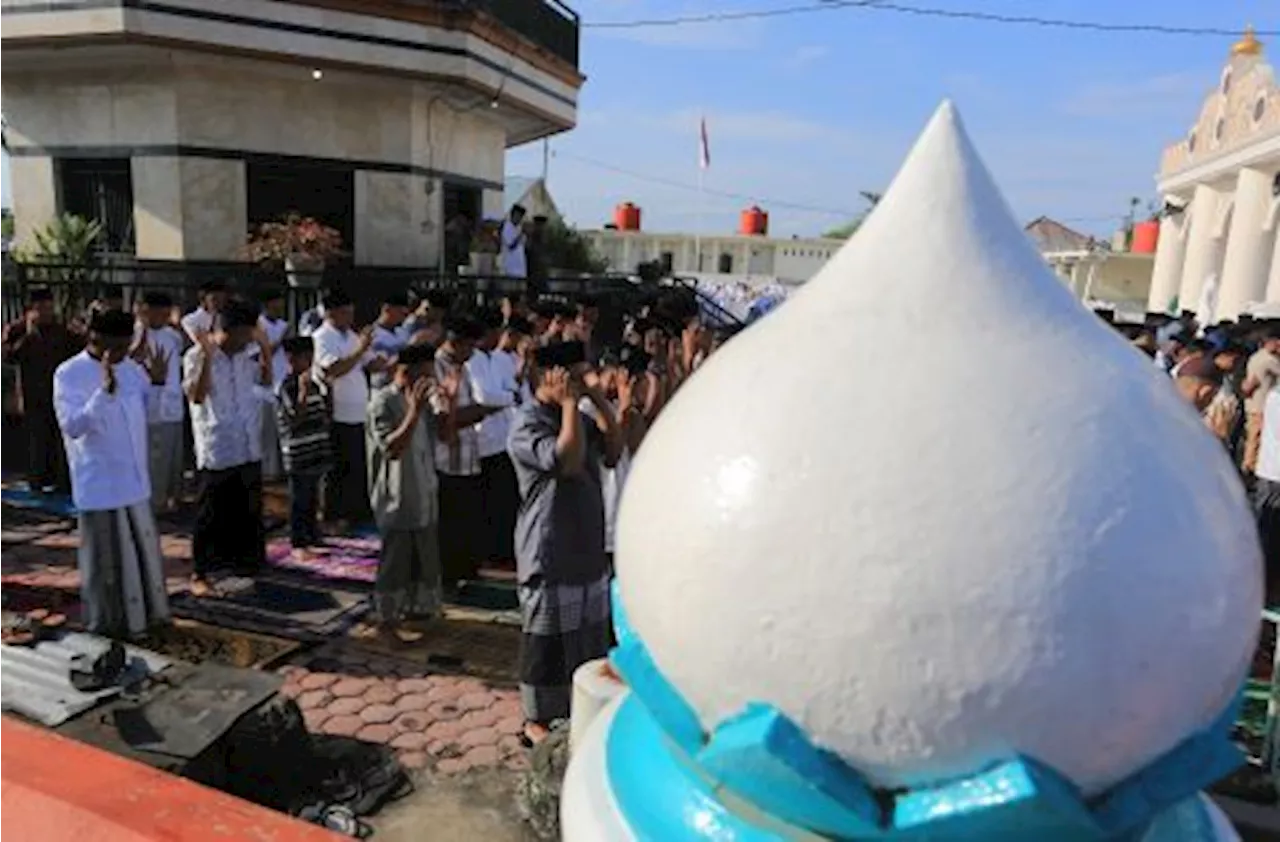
[369,291,411,388]
[183,299,276,596]
[257,288,291,480]
[1255,384,1280,605]
[467,310,525,566]
[134,291,187,513]
[500,204,528,279]
[312,289,385,527]
[180,279,228,344]
[54,309,172,637]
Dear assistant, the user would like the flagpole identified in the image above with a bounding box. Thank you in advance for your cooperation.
[695,164,704,274]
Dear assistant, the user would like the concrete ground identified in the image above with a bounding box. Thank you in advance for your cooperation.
[369,768,536,842]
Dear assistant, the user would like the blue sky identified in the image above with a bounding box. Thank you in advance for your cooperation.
[3,1,1274,239]
[508,0,1278,237]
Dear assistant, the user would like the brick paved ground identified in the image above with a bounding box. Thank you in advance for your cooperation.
[2,502,528,778]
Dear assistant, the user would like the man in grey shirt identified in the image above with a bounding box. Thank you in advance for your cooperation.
[507,340,623,743]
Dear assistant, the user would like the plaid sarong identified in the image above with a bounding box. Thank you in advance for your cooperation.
[518,574,612,723]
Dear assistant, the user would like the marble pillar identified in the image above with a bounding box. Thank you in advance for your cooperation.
[8,156,58,248]
[1178,184,1225,318]
[131,156,186,259]
[1147,213,1189,315]
[1217,168,1274,320]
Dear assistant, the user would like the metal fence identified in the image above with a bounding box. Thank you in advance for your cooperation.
[0,257,731,338]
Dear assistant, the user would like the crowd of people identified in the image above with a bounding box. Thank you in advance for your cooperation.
[1130,314,1280,601]
[2,278,721,746]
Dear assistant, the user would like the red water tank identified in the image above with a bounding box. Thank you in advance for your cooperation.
[614,202,642,231]
[740,206,768,236]
[1130,220,1160,254]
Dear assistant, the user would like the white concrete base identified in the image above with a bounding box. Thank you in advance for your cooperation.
[561,693,634,842]
[568,658,626,757]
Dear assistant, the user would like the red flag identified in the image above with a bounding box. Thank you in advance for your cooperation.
[699,117,711,170]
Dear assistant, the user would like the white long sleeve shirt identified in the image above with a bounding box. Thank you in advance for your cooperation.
[500,220,527,278]
[467,349,523,458]
[54,351,152,512]
[139,325,186,425]
[183,345,275,470]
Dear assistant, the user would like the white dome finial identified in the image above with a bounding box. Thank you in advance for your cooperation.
[616,99,1260,797]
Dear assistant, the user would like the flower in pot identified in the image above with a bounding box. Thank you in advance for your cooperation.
[238,213,344,287]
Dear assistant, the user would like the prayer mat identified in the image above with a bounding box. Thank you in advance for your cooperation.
[169,575,371,642]
[1,484,77,517]
[1,505,74,545]
[457,579,519,612]
[264,536,380,584]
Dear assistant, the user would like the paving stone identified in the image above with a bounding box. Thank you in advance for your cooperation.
[395,693,432,713]
[425,682,463,703]
[392,711,430,732]
[276,664,308,679]
[363,683,400,705]
[331,678,373,698]
[491,697,522,718]
[458,727,499,749]
[495,716,524,736]
[279,683,302,700]
[303,710,331,732]
[398,751,429,770]
[453,678,487,695]
[321,715,363,737]
[425,739,453,757]
[424,696,460,716]
[390,732,430,751]
[435,757,467,774]
[424,719,467,741]
[503,753,531,772]
[359,704,399,725]
[456,691,494,712]
[357,724,397,744]
[298,672,339,691]
[496,735,524,758]
[295,689,333,711]
[326,697,366,717]
[457,709,498,730]
[396,677,433,694]
[457,745,500,770]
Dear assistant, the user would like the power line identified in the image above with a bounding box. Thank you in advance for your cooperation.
[583,1,1277,39]
[552,150,859,216]
[552,150,1130,224]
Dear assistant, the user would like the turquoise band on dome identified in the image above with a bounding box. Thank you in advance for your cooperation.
[608,586,1244,840]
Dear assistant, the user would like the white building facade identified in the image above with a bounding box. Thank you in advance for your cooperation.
[1148,29,1280,321]
[583,228,845,287]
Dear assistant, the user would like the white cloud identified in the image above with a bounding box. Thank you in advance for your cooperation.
[783,44,830,70]
[1059,73,1206,120]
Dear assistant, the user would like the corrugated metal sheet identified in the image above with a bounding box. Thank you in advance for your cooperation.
[1,632,171,727]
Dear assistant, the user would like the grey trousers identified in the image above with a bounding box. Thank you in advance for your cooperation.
[147,422,184,509]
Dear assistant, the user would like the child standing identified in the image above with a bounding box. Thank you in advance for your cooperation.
[276,336,333,558]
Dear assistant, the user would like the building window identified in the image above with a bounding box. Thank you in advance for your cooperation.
[1214,117,1226,143]
[58,158,135,254]
[660,251,674,273]
[1255,96,1268,123]
[247,160,355,261]
[1221,68,1232,95]
[718,253,733,273]
[1188,131,1197,153]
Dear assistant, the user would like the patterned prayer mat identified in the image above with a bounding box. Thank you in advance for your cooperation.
[1,484,77,518]
[264,536,380,584]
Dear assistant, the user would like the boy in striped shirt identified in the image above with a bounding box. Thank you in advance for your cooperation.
[276,336,333,559]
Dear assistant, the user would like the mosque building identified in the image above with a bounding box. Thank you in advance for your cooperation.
[1148,27,1280,321]
[0,0,582,267]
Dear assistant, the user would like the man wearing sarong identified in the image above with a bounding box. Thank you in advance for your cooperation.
[508,340,623,745]
[364,343,461,643]
[54,309,171,637]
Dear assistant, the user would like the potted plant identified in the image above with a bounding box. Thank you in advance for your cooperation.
[1130,201,1162,254]
[238,213,344,288]
[468,220,501,275]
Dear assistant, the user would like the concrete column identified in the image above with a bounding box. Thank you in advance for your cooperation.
[1147,212,1189,315]
[1217,168,1275,320]
[179,158,246,261]
[1068,261,1085,298]
[8,156,58,249]
[1266,221,1280,303]
[1177,183,1224,317]
[131,156,185,259]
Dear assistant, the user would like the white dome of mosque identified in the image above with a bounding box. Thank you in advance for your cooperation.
[614,101,1262,797]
